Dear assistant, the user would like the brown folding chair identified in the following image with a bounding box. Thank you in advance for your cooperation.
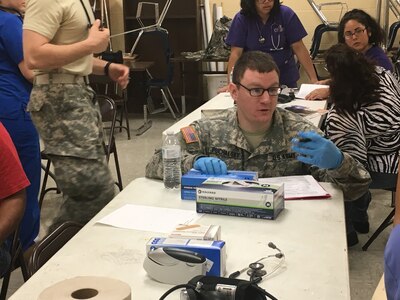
[28,222,83,277]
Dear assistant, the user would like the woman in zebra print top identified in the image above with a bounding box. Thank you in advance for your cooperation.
[324,43,400,246]
[325,43,400,175]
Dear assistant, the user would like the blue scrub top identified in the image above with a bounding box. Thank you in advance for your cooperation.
[0,10,32,120]
[385,224,400,300]
[226,5,307,87]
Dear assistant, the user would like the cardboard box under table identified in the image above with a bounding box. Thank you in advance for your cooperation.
[196,179,284,220]
[181,169,258,200]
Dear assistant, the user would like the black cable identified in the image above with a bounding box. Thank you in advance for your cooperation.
[159,283,196,300]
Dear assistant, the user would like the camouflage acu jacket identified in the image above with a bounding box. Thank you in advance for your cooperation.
[146,107,371,200]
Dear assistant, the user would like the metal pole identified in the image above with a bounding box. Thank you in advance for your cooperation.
[383,0,390,51]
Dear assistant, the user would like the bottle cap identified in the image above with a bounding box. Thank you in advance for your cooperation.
[166,130,174,135]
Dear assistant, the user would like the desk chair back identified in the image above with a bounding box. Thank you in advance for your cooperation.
[28,222,82,277]
[0,226,29,300]
[97,94,123,191]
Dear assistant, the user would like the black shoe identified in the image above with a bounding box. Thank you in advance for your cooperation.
[353,221,369,234]
[347,231,359,247]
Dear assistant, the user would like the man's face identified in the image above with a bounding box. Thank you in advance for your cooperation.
[230,69,279,132]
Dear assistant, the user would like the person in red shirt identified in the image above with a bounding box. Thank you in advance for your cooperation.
[0,122,28,276]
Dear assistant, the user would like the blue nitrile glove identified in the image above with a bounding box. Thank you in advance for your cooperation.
[193,157,228,175]
[291,131,343,169]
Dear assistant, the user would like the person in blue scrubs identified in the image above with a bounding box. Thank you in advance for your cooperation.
[221,0,317,89]
[0,0,40,250]
[384,167,400,300]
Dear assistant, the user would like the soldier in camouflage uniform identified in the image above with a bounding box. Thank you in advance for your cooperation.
[146,51,371,203]
[23,0,130,231]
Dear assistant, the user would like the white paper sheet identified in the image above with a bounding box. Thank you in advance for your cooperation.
[97,204,202,233]
[296,84,329,99]
[259,175,331,200]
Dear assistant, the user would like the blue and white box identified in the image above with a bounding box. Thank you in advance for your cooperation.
[146,237,226,276]
[181,169,258,200]
[196,178,284,220]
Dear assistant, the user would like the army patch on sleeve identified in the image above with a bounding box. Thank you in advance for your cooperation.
[181,126,199,144]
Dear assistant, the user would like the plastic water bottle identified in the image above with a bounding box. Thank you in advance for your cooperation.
[162,131,181,189]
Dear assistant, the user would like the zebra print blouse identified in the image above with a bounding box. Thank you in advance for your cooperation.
[325,67,400,174]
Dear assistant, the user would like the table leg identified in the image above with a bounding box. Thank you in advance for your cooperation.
[132,68,152,135]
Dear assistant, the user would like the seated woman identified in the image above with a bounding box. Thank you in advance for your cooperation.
[324,43,400,246]
[306,9,393,100]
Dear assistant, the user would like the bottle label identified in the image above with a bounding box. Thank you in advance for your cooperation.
[162,147,180,159]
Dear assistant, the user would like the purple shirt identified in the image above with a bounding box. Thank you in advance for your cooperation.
[366,45,393,72]
[385,224,400,300]
[226,5,307,87]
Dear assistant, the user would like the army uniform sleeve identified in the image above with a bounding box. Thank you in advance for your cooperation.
[310,152,371,201]
[145,122,207,180]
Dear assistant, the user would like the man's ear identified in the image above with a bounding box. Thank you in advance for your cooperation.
[228,82,238,102]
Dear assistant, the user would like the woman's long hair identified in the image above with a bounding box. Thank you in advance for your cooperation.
[240,0,281,18]
[338,9,385,46]
[326,44,380,114]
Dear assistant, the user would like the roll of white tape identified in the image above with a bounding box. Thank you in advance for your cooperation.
[38,276,131,300]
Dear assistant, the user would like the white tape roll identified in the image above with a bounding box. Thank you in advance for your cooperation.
[38,276,131,300]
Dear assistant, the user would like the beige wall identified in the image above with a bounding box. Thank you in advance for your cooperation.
[109,0,396,52]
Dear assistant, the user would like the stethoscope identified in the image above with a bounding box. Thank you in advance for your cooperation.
[257,21,284,51]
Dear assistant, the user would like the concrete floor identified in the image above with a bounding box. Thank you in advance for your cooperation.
[4,113,393,299]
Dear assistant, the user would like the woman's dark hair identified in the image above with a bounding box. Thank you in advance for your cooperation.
[338,9,385,46]
[325,43,380,114]
[240,0,281,18]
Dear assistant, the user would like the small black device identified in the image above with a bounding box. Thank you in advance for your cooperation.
[159,275,278,300]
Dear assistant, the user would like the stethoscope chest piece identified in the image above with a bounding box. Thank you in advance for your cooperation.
[247,262,267,278]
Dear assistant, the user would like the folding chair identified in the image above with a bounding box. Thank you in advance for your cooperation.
[362,171,398,251]
[0,227,29,300]
[39,152,61,209]
[28,222,82,277]
[96,95,123,191]
[90,73,131,140]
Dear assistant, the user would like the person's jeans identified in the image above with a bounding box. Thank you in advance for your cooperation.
[345,190,371,233]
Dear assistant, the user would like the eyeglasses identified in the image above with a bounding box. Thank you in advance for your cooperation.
[344,27,366,39]
[235,82,281,97]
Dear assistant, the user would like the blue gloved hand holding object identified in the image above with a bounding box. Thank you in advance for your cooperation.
[194,157,228,175]
[291,131,343,169]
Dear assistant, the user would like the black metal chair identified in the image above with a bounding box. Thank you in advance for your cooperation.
[90,74,131,140]
[387,21,400,52]
[362,172,398,251]
[28,222,82,277]
[39,152,61,209]
[0,226,29,300]
[142,29,179,119]
[96,94,123,191]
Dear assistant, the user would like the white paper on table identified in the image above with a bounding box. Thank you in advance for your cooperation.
[97,204,203,233]
[259,175,331,200]
[296,84,329,99]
